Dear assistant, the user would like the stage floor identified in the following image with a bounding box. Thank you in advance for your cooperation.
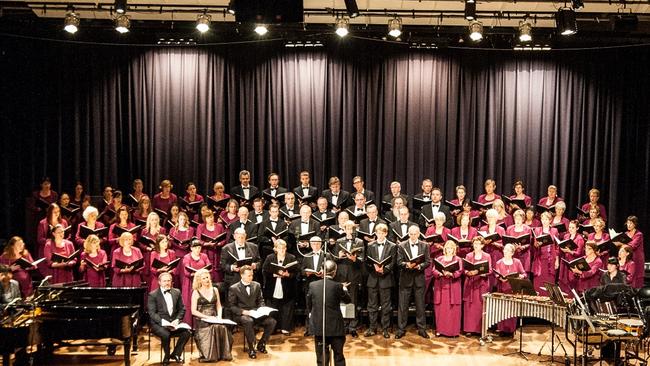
[25,325,625,365]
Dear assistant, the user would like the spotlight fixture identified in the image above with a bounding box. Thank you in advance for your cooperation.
[519,20,532,42]
[114,0,127,14]
[63,11,80,34]
[254,24,268,35]
[464,2,476,21]
[556,8,577,35]
[227,0,236,15]
[335,18,349,37]
[344,0,360,18]
[571,0,584,10]
[468,20,483,41]
[115,14,130,33]
[388,17,402,38]
[196,13,211,33]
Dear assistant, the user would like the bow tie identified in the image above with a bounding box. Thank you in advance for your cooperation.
[301,221,309,224]
[377,243,384,247]
[411,243,418,247]
[237,246,246,251]
[163,289,172,294]
[332,194,338,198]
[271,220,278,223]
[242,187,250,190]
[432,204,439,208]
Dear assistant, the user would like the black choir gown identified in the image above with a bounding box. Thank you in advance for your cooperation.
[194,289,233,362]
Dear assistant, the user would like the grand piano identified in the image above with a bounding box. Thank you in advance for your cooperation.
[1,281,146,366]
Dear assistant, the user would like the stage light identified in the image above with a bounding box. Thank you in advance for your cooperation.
[254,24,268,35]
[115,15,130,33]
[196,13,211,33]
[519,20,532,42]
[571,0,584,10]
[388,17,402,38]
[344,0,359,18]
[227,0,236,15]
[63,11,80,34]
[114,0,127,14]
[464,2,476,21]
[556,8,577,35]
[335,18,349,37]
[468,20,483,41]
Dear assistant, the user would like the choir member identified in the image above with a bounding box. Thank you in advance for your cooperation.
[191,269,233,362]
[108,206,138,253]
[197,210,227,282]
[262,172,288,207]
[432,240,463,337]
[100,190,125,226]
[573,242,603,293]
[531,212,559,294]
[551,201,570,234]
[72,181,86,207]
[463,237,492,335]
[381,181,410,215]
[292,171,319,207]
[388,207,416,243]
[37,203,69,259]
[166,204,182,231]
[148,235,177,292]
[617,216,644,288]
[74,206,106,248]
[459,200,481,228]
[250,198,269,225]
[58,193,79,227]
[111,232,143,287]
[100,186,113,212]
[419,187,453,229]
[79,234,108,287]
[313,197,336,236]
[492,199,513,228]
[181,240,212,325]
[524,206,541,228]
[505,209,532,273]
[507,180,533,213]
[129,178,148,207]
[494,243,527,334]
[208,181,231,213]
[477,179,501,205]
[582,206,603,228]
[450,212,479,258]
[558,220,585,294]
[412,179,434,216]
[45,224,77,284]
[32,177,58,217]
[300,236,332,336]
[220,228,261,289]
[581,188,607,222]
[0,236,36,297]
[383,196,407,223]
[538,185,564,208]
[262,239,299,334]
[289,205,319,256]
[279,193,299,222]
[395,225,431,339]
[169,212,195,259]
[228,207,258,240]
[257,204,288,261]
[364,223,396,338]
[617,245,635,286]
[152,179,178,215]
[480,209,506,280]
[218,199,240,230]
[334,220,365,337]
[0,265,21,307]
[133,195,153,226]
[321,176,351,212]
[601,257,626,285]
[181,181,204,217]
[351,175,375,205]
[140,212,166,279]
[449,185,469,219]
[345,192,367,224]
[588,218,611,263]
[358,204,386,242]
[230,170,260,208]
[424,212,451,258]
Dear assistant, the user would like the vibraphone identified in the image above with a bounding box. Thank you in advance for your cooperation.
[481,293,568,343]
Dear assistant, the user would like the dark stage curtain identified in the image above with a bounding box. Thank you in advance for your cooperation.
[1,37,649,251]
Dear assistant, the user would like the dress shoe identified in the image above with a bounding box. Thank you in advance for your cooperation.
[364,329,376,337]
[248,350,257,359]
[256,342,268,354]
[162,358,170,366]
[394,331,405,339]
[383,329,390,339]
[418,330,430,339]
[304,330,312,337]
[171,354,183,363]
[349,330,358,338]
[281,329,290,335]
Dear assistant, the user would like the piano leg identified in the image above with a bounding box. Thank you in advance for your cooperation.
[3,352,10,366]
[122,339,131,366]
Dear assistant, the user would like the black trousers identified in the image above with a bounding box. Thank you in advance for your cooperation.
[367,285,392,330]
[314,335,346,366]
[397,285,426,332]
[150,323,191,360]
[268,296,295,332]
[235,315,277,350]
[343,281,359,331]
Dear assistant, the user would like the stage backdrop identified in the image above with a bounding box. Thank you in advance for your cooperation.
[0,37,649,248]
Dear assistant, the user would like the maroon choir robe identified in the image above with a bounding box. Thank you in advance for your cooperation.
[44,239,77,284]
[619,260,635,285]
[462,251,492,334]
[498,214,514,229]
[423,226,450,305]
[132,210,150,225]
[80,250,108,287]
[524,218,542,228]
[449,226,478,258]
[479,225,506,288]
[196,222,227,283]
[581,202,607,221]
[588,232,611,264]
[0,252,35,297]
[505,225,532,272]
[508,195,533,209]
[168,227,195,259]
[477,194,501,204]
[531,227,559,295]
[108,222,139,254]
[74,221,107,248]
[577,257,603,293]
[537,196,564,207]
[432,255,463,336]
[152,192,178,214]
[558,233,585,294]
[494,258,526,333]
[180,253,211,326]
[148,249,177,292]
[218,211,239,242]
[111,247,143,287]
[36,218,69,259]
[626,230,645,288]
[32,191,58,216]
[139,227,166,283]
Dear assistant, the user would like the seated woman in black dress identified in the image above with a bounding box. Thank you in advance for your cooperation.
[191,268,233,362]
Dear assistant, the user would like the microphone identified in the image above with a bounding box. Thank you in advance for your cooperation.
[38,275,52,288]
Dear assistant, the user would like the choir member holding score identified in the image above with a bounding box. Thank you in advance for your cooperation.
[262,172,288,207]
[588,218,611,263]
[494,243,527,334]
[419,187,453,229]
[181,240,212,325]
[384,196,406,223]
[334,220,365,337]
[617,246,635,286]
[108,206,139,253]
[558,220,585,294]
[573,241,603,293]
[111,232,143,287]
[581,188,607,222]
[182,182,204,217]
[480,209,507,284]
[450,212,478,258]
[152,180,178,216]
[551,201,570,234]
[74,206,107,248]
[463,237,492,335]
[492,199,513,228]
[424,212,451,304]
[58,193,78,227]
[197,210,227,282]
[293,171,319,207]
[364,223,396,338]
[0,236,37,297]
[72,182,86,207]
[531,212,559,295]
[538,185,564,210]
[209,181,231,213]
[257,204,288,261]
[432,240,463,337]
[619,216,644,288]
[250,198,268,225]
[140,212,166,280]
[165,204,181,230]
[148,235,178,292]
[261,239,299,334]
[477,179,501,207]
[169,211,195,259]
[132,195,153,225]
[37,203,69,259]
[45,224,77,284]
[448,185,469,219]
[313,197,336,235]
[79,234,108,287]
[382,182,410,215]
[289,205,319,256]
[507,181,533,214]
[100,186,113,213]
[100,190,126,226]
[32,177,58,217]
[524,206,541,228]
[129,179,147,207]
[321,176,350,212]
[230,170,260,209]
[218,199,239,231]
[504,210,532,272]
[351,175,375,206]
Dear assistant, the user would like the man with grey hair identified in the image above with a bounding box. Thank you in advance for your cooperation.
[228,206,258,240]
[220,227,261,288]
[306,260,351,366]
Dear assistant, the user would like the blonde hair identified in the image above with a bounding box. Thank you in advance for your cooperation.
[83,234,101,254]
[192,268,212,291]
[274,239,287,251]
[443,240,457,256]
[118,232,134,247]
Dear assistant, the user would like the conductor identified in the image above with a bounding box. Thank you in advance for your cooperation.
[306,260,351,366]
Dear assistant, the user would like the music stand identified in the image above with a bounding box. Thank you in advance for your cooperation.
[504,277,535,360]
[537,283,570,364]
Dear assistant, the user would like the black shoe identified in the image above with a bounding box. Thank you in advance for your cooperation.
[418,330,430,339]
[256,342,268,354]
[395,331,405,339]
[162,357,170,366]
[383,329,390,339]
[364,329,376,337]
[171,354,183,363]
[248,350,257,359]
[350,330,358,338]
[304,330,312,337]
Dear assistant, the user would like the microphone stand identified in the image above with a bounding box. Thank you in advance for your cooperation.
[322,239,329,366]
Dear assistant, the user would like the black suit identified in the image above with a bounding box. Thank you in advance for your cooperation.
[333,237,365,331]
[388,220,417,243]
[228,219,259,241]
[262,253,299,332]
[147,287,191,361]
[321,189,351,210]
[365,240,397,331]
[288,219,320,256]
[396,240,431,333]
[250,210,269,226]
[381,193,411,214]
[419,202,453,229]
[357,217,386,241]
[356,189,375,205]
[344,205,368,224]
[262,187,288,201]
[292,185,319,202]
[220,242,261,287]
[228,281,277,350]
[257,218,289,259]
[230,185,260,208]
[306,278,351,366]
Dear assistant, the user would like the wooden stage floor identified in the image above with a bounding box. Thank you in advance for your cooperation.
[25,325,625,366]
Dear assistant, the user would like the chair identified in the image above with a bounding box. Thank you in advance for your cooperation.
[147,325,194,363]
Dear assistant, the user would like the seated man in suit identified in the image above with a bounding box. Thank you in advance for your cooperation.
[148,272,192,365]
[306,259,351,366]
[228,265,277,359]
